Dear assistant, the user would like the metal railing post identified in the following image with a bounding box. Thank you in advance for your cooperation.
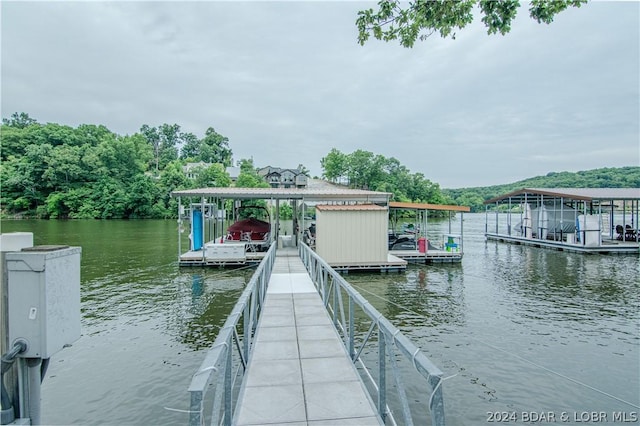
[224,334,232,426]
[332,279,338,324]
[243,302,250,364]
[348,296,355,360]
[189,390,203,426]
[429,374,445,426]
[378,328,386,422]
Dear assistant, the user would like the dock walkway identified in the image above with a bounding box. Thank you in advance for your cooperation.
[234,248,383,425]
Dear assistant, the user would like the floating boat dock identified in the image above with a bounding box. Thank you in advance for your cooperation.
[484,188,640,255]
[172,181,470,270]
[388,201,470,263]
[187,244,446,426]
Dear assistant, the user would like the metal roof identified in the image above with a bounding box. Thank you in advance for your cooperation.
[171,186,392,204]
[316,204,387,211]
[484,188,640,204]
[389,201,470,212]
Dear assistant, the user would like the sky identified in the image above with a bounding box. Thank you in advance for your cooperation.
[1,1,638,189]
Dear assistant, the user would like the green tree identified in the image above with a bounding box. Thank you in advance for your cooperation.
[296,164,310,177]
[157,161,191,217]
[42,145,86,191]
[356,0,586,48]
[194,164,231,188]
[45,187,98,219]
[75,124,113,147]
[159,161,190,192]
[140,123,181,173]
[179,127,232,166]
[443,166,640,212]
[0,156,40,212]
[239,158,257,174]
[347,150,386,190]
[158,124,180,170]
[179,132,201,160]
[140,124,161,172]
[236,159,269,189]
[278,203,293,220]
[2,112,38,128]
[199,127,232,166]
[125,175,162,218]
[95,134,150,181]
[383,157,412,200]
[321,148,348,183]
[93,177,128,218]
[320,148,450,206]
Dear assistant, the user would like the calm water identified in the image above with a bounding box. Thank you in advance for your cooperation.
[1,214,638,425]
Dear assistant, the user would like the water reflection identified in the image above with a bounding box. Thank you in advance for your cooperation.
[1,216,637,426]
[486,243,640,323]
[346,263,467,329]
[344,215,639,424]
[173,270,248,351]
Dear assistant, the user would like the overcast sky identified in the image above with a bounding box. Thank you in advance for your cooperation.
[2,1,638,188]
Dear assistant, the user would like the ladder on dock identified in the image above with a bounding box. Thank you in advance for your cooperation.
[187,245,446,426]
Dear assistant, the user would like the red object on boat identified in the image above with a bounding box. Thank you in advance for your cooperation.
[227,218,270,241]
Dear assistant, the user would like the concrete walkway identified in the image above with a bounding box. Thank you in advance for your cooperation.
[233,248,383,425]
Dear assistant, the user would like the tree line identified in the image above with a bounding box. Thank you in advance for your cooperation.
[3,112,633,219]
[444,167,640,212]
[1,113,453,219]
[0,113,245,219]
[321,148,450,205]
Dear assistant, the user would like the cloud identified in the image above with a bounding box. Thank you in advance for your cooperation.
[1,1,638,188]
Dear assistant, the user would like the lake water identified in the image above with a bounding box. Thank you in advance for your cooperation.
[1,214,638,425]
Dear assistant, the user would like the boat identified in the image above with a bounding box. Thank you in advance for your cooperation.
[225,206,272,251]
[388,231,416,250]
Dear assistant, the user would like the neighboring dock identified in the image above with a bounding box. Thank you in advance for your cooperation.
[484,188,640,255]
[233,248,382,425]
[389,201,470,264]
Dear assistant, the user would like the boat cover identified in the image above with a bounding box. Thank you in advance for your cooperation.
[227,218,270,241]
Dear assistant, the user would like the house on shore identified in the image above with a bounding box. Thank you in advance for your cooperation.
[182,162,240,184]
[257,166,308,188]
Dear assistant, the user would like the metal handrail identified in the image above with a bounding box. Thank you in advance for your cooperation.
[187,243,276,426]
[299,242,446,426]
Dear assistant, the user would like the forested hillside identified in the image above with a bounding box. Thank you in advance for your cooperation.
[0,113,241,219]
[0,113,451,219]
[2,113,636,218]
[444,167,640,212]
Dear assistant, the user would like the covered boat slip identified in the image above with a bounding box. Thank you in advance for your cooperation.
[388,201,470,263]
[171,184,406,270]
[484,188,640,254]
[172,183,471,270]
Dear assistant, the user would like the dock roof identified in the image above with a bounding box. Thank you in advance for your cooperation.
[484,188,640,204]
[389,201,470,212]
[171,186,392,204]
[316,204,387,211]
